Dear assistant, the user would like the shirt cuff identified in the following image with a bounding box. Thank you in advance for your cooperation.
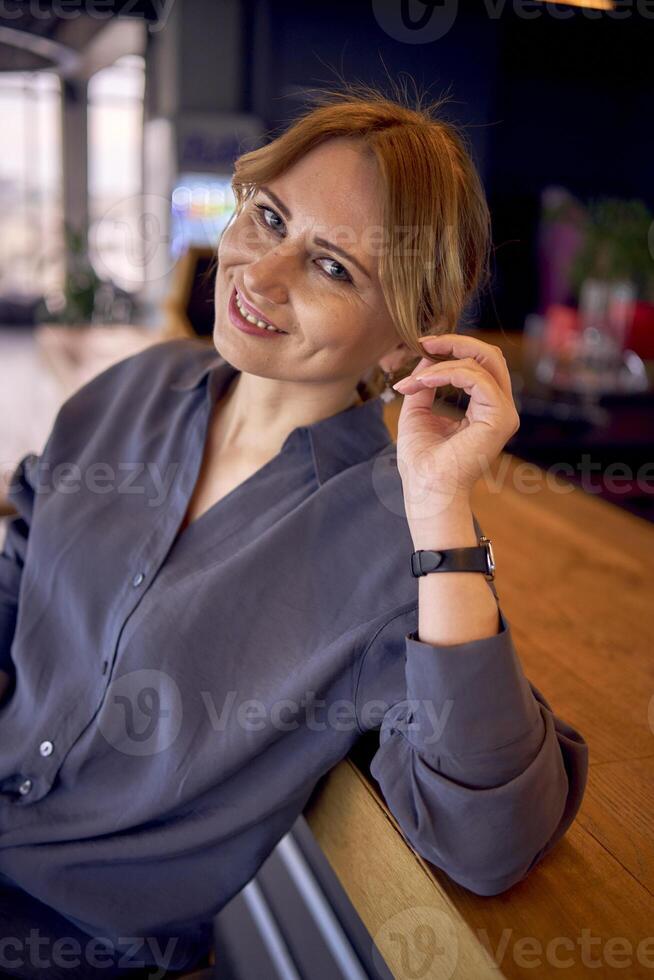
[401,606,545,782]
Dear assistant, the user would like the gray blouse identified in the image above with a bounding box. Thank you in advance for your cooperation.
[0,338,589,971]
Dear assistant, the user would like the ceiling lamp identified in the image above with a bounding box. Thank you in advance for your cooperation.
[534,0,615,9]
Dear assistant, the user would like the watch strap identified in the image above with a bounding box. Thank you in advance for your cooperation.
[410,536,495,580]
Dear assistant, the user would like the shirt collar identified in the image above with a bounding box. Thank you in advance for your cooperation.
[169,344,394,486]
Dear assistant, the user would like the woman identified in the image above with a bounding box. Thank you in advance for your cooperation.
[0,83,588,978]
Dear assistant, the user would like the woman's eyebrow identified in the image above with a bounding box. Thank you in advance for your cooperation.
[258,185,372,280]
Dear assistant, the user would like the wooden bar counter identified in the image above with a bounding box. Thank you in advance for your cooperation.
[305,398,654,979]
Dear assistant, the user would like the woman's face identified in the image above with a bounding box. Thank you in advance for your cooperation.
[214,137,404,391]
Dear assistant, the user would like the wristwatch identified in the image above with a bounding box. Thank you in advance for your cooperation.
[410,535,495,581]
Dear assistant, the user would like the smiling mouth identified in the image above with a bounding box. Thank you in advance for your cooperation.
[233,288,287,334]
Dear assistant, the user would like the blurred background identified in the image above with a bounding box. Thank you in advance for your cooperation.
[1,3,653,976]
[1,0,653,526]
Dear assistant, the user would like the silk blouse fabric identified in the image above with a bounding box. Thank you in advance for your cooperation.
[0,338,589,971]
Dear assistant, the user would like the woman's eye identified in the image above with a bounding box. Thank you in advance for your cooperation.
[254,203,284,233]
[253,201,353,285]
[317,258,352,284]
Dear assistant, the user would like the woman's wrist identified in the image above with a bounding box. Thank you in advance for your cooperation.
[407,497,478,551]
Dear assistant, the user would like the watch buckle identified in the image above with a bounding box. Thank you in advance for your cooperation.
[479,535,496,580]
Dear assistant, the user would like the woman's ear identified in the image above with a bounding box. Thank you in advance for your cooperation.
[377,341,413,376]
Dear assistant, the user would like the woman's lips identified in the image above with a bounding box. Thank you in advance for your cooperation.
[228,287,288,338]
[235,288,284,330]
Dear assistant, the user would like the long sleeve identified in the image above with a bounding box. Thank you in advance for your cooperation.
[354,594,589,897]
[0,452,40,675]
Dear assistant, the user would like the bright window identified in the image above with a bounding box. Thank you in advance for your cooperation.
[88,54,145,293]
[0,71,63,298]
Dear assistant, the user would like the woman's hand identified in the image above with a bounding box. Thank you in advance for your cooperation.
[392,333,520,533]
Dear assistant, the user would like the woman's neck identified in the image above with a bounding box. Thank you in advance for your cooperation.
[209,372,363,458]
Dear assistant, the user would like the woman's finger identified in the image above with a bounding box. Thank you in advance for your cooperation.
[416,334,514,401]
[394,359,505,411]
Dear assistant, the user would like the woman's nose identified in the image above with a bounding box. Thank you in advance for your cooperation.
[243,247,293,306]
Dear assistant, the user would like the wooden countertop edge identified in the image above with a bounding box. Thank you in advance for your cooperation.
[304,756,511,979]
[304,751,654,979]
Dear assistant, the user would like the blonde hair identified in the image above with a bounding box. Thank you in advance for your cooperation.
[228,78,492,401]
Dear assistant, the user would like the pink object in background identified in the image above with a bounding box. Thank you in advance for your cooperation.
[542,297,654,361]
[625,301,654,360]
[542,304,582,358]
[537,187,587,315]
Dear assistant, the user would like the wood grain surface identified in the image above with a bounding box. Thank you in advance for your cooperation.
[305,347,654,979]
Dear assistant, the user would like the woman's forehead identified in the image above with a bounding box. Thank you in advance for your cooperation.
[268,144,383,243]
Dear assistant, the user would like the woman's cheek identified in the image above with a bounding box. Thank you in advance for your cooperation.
[219,217,260,263]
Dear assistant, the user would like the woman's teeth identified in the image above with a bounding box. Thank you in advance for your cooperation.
[235,294,285,333]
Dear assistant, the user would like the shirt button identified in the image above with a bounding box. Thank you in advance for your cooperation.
[18,778,32,796]
[39,740,54,757]
[132,572,145,587]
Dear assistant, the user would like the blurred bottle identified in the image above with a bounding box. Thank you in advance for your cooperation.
[576,278,636,389]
